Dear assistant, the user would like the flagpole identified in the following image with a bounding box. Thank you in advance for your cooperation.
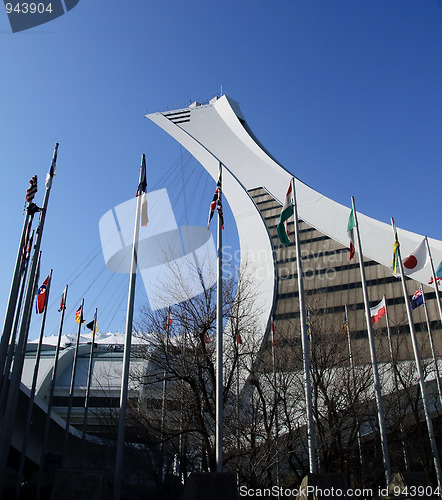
[160,305,170,480]
[0,205,37,394]
[391,217,442,489]
[352,196,391,486]
[344,304,364,482]
[425,237,442,327]
[215,161,224,473]
[0,144,58,492]
[384,294,409,471]
[82,308,98,441]
[0,230,34,414]
[271,317,281,492]
[38,285,68,489]
[60,299,84,465]
[421,287,442,407]
[114,154,145,500]
[16,269,52,497]
[292,177,317,473]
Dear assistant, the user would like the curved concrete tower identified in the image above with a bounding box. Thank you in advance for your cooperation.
[146,95,442,354]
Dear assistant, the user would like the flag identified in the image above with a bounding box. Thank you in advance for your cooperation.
[207,174,224,230]
[58,288,67,312]
[236,333,243,344]
[203,332,211,343]
[277,180,294,246]
[45,148,57,188]
[347,209,355,260]
[429,261,442,284]
[162,311,172,330]
[86,319,97,333]
[75,307,85,324]
[21,223,33,273]
[411,287,424,310]
[370,298,386,324]
[136,157,148,227]
[401,239,428,275]
[36,275,49,314]
[25,175,38,204]
[392,236,400,275]
[343,309,349,334]
[271,318,276,347]
[306,310,312,342]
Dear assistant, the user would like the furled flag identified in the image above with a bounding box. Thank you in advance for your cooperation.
[45,144,58,188]
[136,156,148,227]
[75,307,85,324]
[203,332,211,343]
[271,317,276,347]
[21,225,33,274]
[58,288,67,312]
[207,174,224,230]
[36,275,49,314]
[410,287,424,310]
[86,319,97,333]
[392,236,400,276]
[236,333,243,345]
[306,310,312,342]
[429,261,442,285]
[277,180,294,246]
[25,175,38,205]
[342,308,349,334]
[401,239,428,276]
[370,297,386,324]
[347,209,356,260]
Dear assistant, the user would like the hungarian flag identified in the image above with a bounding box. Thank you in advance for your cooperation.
[36,275,49,314]
[25,175,38,204]
[401,239,428,276]
[75,307,85,324]
[370,298,386,324]
[429,261,442,285]
[277,180,294,246]
[58,288,67,312]
[136,156,148,227]
[410,287,424,310]
[347,209,356,260]
[207,174,224,230]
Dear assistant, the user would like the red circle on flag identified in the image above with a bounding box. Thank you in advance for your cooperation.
[404,256,417,269]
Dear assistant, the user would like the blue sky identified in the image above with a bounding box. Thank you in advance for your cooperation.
[0,0,441,340]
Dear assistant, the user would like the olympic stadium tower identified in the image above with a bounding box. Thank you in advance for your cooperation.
[147,95,442,365]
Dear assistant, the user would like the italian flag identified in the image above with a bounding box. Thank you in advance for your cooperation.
[370,297,386,324]
[277,180,294,246]
[347,209,355,260]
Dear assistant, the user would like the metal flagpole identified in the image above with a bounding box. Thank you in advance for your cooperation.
[271,317,281,492]
[391,217,442,490]
[425,237,442,326]
[0,144,58,492]
[344,304,364,483]
[420,287,442,405]
[0,202,38,393]
[61,299,84,466]
[16,269,52,498]
[114,154,146,500]
[384,294,409,471]
[215,162,224,473]
[0,230,34,414]
[352,197,391,486]
[292,177,317,473]
[82,308,98,441]
[37,285,68,497]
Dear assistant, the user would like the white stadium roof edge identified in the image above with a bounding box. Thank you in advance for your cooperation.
[146,94,442,338]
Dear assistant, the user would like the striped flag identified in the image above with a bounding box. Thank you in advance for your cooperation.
[136,156,148,227]
[370,297,386,324]
[347,209,356,260]
[36,275,49,314]
[25,175,38,204]
[86,319,97,333]
[207,174,224,229]
[75,306,85,324]
[58,288,67,312]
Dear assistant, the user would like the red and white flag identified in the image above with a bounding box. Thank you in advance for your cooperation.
[36,275,49,314]
[401,239,428,276]
[25,175,38,205]
[370,297,386,324]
